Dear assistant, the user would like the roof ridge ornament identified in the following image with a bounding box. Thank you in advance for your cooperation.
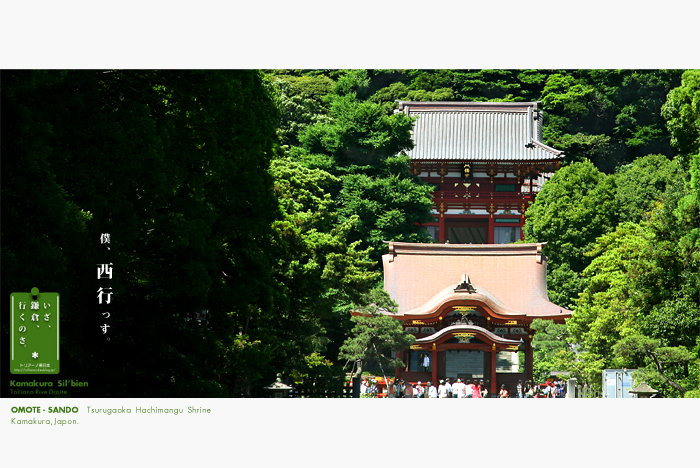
[454,273,477,294]
[536,242,547,264]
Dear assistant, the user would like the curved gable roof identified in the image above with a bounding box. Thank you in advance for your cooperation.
[382,242,571,318]
[400,282,526,319]
[415,324,522,346]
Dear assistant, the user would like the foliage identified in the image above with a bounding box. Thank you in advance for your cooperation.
[567,223,650,383]
[338,288,415,381]
[2,70,282,397]
[530,318,573,382]
[524,160,619,308]
[634,167,700,350]
[270,70,435,267]
[661,70,700,166]
[288,352,346,388]
[453,69,548,102]
[267,76,332,148]
[614,335,697,397]
[4,69,694,397]
[613,154,681,223]
[563,158,700,393]
[265,156,379,379]
[298,93,415,166]
[334,159,434,264]
[524,74,697,394]
[366,69,683,173]
[561,163,699,395]
[541,70,682,172]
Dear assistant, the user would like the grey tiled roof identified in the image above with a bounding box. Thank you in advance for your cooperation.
[397,101,564,162]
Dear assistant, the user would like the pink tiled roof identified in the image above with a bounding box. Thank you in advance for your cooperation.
[382,242,572,318]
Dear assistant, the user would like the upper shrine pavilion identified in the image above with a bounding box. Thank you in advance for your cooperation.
[397,100,565,244]
[380,101,571,395]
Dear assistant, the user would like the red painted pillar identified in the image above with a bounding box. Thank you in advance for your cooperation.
[488,215,495,244]
[439,212,446,243]
[491,347,498,396]
[431,346,438,385]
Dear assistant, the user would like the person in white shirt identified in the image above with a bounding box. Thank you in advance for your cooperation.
[452,378,466,398]
[422,353,430,371]
[428,381,438,398]
[438,380,448,398]
[543,382,551,398]
[415,381,425,398]
[360,379,368,395]
[445,378,452,398]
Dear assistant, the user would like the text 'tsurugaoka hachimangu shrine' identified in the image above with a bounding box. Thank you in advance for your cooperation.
[380,102,572,395]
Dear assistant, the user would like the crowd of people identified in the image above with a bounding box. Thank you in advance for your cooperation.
[358,378,568,398]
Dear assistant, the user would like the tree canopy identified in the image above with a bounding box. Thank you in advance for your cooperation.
[523,71,700,397]
[4,68,697,397]
[2,70,283,396]
[523,160,619,308]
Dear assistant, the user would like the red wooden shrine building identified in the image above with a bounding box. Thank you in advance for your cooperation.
[383,242,571,395]
[397,101,564,244]
[380,102,571,395]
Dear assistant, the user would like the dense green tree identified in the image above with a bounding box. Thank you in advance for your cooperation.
[2,70,282,397]
[662,70,700,274]
[614,154,681,223]
[453,69,547,102]
[530,318,573,383]
[298,93,415,167]
[631,169,699,349]
[338,288,415,384]
[559,69,667,166]
[369,69,683,172]
[609,70,680,156]
[661,70,700,166]
[540,73,618,170]
[334,160,434,264]
[267,75,332,147]
[271,70,435,267]
[567,223,648,380]
[613,335,697,397]
[564,158,700,395]
[1,71,93,300]
[523,160,619,307]
[368,81,410,104]
[264,157,378,377]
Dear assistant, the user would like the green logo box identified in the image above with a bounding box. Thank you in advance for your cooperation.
[10,288,60,374]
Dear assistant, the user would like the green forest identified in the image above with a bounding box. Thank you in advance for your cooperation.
[2,69,698,397]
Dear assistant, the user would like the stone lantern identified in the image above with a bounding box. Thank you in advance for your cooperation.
[264,373,293,398]
[629,382,658,398]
